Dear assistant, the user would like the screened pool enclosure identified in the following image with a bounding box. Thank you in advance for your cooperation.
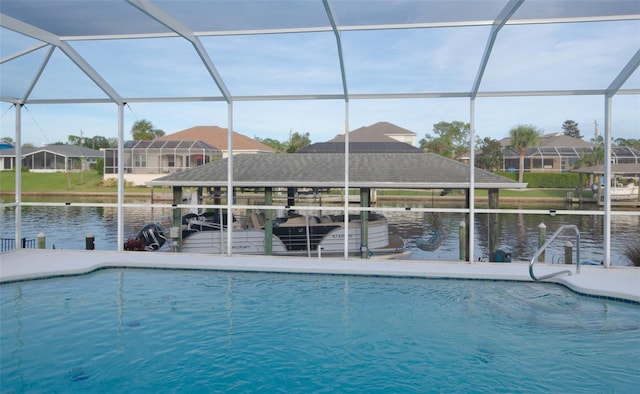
[1,0,639,265]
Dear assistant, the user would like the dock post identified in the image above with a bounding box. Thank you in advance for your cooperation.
[360,188,370,259]
[85,232,95,250]
[37,232,45,249]
[170,226,180,252]
[264,187,273,256]
[488,188,499,261]
[459,221,466,261]
[538,223,546,263]
[564,241,573,265]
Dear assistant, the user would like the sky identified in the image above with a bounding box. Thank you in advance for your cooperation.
[1,5,639,147]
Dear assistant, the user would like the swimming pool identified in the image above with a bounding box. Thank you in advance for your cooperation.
[1,269,639,392]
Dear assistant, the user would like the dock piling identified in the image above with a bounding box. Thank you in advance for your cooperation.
[538,223,546,263]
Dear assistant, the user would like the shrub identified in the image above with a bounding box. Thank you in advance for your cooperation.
[101,178,134,188]
[495,172,580,188]
[623,243,640,267]
[93,158,104,176]
[102,178,116,187]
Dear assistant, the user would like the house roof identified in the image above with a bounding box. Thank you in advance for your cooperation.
[148,152,525,190]
[500,133,596,149]
[118,140,219,151]
[0,145,102,158]
[299,122,420,153]
[328,122,416,143]
[500,133,640,159]
[299,141,422,154]
[502,145,640,159]
[157,126,274,153]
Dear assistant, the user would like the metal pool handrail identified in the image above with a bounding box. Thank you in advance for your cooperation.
[529,224,581,282]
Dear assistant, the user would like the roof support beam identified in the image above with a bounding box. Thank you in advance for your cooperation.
[471,0,524,99]
[10,88,639,106]
[322,0,349,101]
[606,49,640,97]
[127,0,232,103]
[0,42,48,64]
[31,14,639,42]
[22,45,55,103]
[0,13,122,103]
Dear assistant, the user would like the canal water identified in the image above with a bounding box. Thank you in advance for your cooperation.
[1,200,637,266]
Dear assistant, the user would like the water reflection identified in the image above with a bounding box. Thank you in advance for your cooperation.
[1,201,637,266]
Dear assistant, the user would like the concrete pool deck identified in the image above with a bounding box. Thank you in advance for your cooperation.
[1,249,639,303]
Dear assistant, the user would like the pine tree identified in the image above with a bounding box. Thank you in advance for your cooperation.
[562,120,582,139]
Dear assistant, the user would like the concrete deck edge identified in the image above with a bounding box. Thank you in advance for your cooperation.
[1,250,639,303]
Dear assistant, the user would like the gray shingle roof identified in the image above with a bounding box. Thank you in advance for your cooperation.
[299,141,422,153]
[328,122,416,143]
[148,153,524,189]
[500,133,596,149]
[0,145,102,158]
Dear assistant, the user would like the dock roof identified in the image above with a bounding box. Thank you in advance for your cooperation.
[148,152,525,189]
[571,163,640,176]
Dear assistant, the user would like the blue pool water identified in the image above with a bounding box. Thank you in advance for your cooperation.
[1,270,639,392]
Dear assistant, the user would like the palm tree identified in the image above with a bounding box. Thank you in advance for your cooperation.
[509,125,541,183]
[131,119,165,140]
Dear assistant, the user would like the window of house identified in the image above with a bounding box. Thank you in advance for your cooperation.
[135,154,146,167]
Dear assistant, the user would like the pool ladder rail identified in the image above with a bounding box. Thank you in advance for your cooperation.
[529,225,581,282]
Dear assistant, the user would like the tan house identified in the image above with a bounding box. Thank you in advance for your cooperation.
[328,121,417,145]
[300,122,420,153]
[157,126,275,158]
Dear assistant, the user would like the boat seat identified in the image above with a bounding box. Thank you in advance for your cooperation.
[234,221,248,230]
[251,212,265,228]
[283,216,307,225]
[320,215,333,223]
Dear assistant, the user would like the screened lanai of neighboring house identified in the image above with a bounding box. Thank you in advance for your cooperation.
[0,144,102,172]
[502,146,640,173]
[1,1,639,265]
[103,139,219,173]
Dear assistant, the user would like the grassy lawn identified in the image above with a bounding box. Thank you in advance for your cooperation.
[0,171,145,194]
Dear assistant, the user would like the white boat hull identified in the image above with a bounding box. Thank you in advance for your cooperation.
[180,215,400,256]
[608,184,640,201]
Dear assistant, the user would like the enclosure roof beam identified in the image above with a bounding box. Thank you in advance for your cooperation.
[322,0,349,101]
[606,49,640,97]
[126,0,232,102]
[21,45,55,103]
[11,88,640,106]
[0,42,48,64]
[0,13,122,104]
[471,0,524,99]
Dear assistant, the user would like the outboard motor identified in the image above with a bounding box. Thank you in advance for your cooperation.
[137,223,166,251]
